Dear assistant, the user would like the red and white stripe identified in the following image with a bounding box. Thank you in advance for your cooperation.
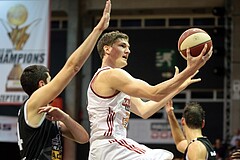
[109,139,146,154]
[104,108,115,136]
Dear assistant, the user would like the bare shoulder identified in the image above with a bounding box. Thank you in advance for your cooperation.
[92,68,134,95]
[187,140,207,159]
[107,68,129,75]
[100,68,131,80]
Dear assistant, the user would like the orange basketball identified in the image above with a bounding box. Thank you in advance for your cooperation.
[178,28,212,59]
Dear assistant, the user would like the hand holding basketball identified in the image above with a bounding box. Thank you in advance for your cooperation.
[185,42,212,72]
[178,28,213,59]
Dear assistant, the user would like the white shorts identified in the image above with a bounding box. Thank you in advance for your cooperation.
[88,138,174,160]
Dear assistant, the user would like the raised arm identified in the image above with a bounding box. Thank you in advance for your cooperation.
[31,0,111,106]
[103,45,210,103]
[130,67,200,119]
[165,100,188,153]
[28,0,111,126]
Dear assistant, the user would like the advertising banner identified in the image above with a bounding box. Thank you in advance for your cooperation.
[0,116,17,142]
[128,119,179,144]
[0,0,50,105]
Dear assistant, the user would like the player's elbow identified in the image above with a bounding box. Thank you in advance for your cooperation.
[65,61,81,75]
[71,63,81,73]
[176,142,186,154]
[141,115,149,119]
[78,133,90,144]
[176,145,184,153]
[139,112,152,119]
[81,138,89,144]
[135,106,155,119]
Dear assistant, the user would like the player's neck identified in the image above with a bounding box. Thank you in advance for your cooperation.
[102,58,116,68]
[185,128,203,143]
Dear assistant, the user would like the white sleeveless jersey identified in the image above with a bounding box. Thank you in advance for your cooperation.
[87,67,131,144]
[87,67,174,160]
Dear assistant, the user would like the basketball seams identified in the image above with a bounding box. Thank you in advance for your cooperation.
[178,28,207,49]
[180,40,212,59]
[180,32,211,50]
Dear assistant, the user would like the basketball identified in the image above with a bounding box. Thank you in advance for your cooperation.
[178,28,212,59]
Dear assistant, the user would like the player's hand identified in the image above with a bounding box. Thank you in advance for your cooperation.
[186,44,212,71]
[38,105,69,121]
[181,69,202,90]
[173,65,200,89]
[95,0,111,31]
[165,100,174,114]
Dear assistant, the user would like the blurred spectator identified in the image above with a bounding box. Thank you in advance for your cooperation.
[230,139,240,152]
[230,129,240,148]
[214,138,228,160]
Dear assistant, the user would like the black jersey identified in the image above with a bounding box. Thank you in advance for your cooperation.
[17,100,63,160]
[184,137,217,160]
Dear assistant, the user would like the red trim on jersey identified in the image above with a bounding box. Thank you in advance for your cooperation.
[90,67,120,99]
[104,108,115,136]
[109,139,146,154]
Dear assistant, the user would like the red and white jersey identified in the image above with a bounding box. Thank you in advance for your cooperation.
[87,67,131,144]
[87,67,174,160]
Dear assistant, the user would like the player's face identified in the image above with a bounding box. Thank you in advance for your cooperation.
[110,39,130,68]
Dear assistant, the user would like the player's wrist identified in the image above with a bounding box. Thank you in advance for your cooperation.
[93,25,105,33]
[61,113,70,122]
[167,109,174,116]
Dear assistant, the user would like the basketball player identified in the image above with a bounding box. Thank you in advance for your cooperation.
[87,30,212,159]
[17,1,111,159]
[165,100,217,160]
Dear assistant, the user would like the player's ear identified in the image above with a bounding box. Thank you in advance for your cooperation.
[38,80,45,88]
[103,45,111,55]
[202,120,205,128]
[181,117,185,126]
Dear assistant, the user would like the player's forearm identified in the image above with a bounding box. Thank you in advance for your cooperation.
[138,100,166,119]
[64,27,104,74]
[155,67,195,98]
[37,27,104,105]
[167,110,185,144]
[64,0,110,74]
[139,88,182,119]
[61,115,89,144]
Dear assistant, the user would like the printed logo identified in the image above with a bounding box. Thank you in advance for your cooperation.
[52,134,62,160]
[122,112,130,128]
[1,4,40,50]
[122,97,130,111]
